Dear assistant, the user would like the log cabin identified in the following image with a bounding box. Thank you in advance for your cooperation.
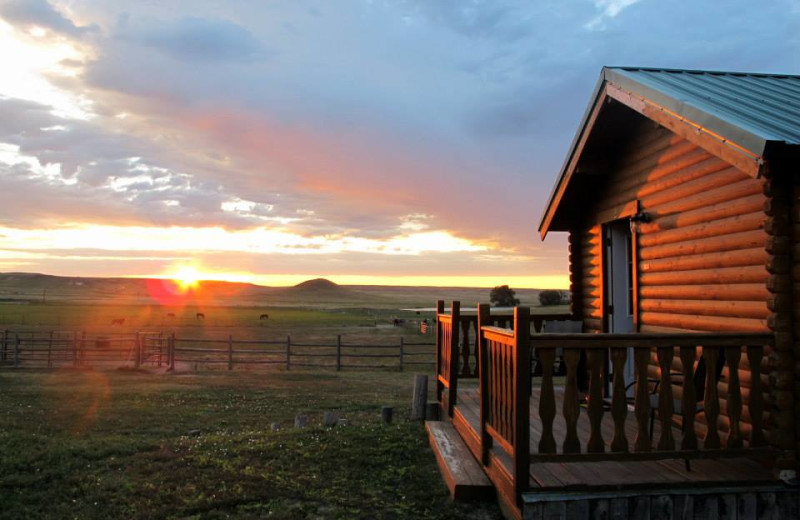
[427,68,799,519]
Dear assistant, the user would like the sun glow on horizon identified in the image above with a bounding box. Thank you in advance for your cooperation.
[171,265,202,290]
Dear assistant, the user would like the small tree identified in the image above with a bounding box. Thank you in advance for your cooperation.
[538,289,563,307]
[490,285,520,307]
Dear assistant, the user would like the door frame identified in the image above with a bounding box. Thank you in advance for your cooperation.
[600,201,640,333]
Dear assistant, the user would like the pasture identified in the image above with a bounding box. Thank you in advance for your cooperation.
[0,277,566,518]
[0,369,501,519]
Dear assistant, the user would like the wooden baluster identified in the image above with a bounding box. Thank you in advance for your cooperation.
[500,344,506,439]
[724,346,743,449]
[505,342,512,441]
[657,347,675,451]
[746,345,766,447]
[472,316,478,379]
[562,348,581,453]
[499,343,506,439]
[498,343,505,439]
[538,346,556,453]
[610,348,629,452]
[634,347,651,452]
[460,318,471,376]
[703,347,720,449]
[493,343,500,438]
[586,349,605,453]
[679,346,698,450]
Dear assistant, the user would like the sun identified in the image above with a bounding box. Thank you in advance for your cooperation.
[172,266,202,290]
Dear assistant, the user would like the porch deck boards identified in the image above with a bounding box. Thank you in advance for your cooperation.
[453,385,776,492]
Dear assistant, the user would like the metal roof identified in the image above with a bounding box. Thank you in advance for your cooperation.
[606,67,800,155]
[538,66,800,238]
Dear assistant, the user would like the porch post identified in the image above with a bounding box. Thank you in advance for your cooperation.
[513,307,531,504]
[477,303,491,465]
[447,301,461,417]
[435,300,444,407]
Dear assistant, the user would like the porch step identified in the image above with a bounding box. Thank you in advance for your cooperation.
[426,420,494,502]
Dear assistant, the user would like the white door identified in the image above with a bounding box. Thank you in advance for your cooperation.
[605,220,635,395]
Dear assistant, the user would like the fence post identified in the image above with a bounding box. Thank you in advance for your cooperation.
[134,332,141,369]
[169,333,176,371]
[47,331,53,368]
[72,331,78,367]
[286,335,291,370]
[336,335,341,371]
[13,334,20,367]
[399,337,404,372]
[81,331,86,367]
[2,329,7,361]
[228,334,234,371]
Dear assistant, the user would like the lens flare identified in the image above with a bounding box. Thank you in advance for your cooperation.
[172,265,201,290]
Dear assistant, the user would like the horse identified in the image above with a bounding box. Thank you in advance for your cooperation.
[111,318,125,325]
[259,314,269,320]
[196,313,205,320]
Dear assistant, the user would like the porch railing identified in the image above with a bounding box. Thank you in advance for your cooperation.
[434,300,571,417]
[528,331,773,461]
[435,300,461,417]
[465,303,775,508]
[477,305,530,508]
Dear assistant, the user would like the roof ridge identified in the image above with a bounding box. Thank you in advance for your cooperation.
[604,66,800,80]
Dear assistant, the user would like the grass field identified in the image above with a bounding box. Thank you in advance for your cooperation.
[0,301,569,343]
[0,368,502,520]
[0,275,570,517]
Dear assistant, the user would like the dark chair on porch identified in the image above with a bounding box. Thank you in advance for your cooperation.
[533,319,583,377]
[626,351,725,442]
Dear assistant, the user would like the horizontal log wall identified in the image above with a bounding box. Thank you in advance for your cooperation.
[572,122,773,439]
[786,178,800,467]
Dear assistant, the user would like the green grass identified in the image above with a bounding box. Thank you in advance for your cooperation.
[0,369,501,520]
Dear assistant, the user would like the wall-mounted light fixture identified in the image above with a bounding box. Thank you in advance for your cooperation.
[629,211,651,233]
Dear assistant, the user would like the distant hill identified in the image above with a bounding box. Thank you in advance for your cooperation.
[277,278,370,302]
[293,278,340,291]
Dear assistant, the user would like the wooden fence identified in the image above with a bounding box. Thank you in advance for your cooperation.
[0,330,434,371]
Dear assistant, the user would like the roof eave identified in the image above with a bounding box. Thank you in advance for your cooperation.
[538,67,776,241]
[605,68,770,159]
[537,70,610,240]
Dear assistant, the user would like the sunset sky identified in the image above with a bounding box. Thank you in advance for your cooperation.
[0,1,797,288]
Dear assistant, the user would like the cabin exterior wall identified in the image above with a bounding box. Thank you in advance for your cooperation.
[567,122,781,447]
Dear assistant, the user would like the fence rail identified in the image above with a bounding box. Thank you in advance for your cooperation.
[0,330,434,371]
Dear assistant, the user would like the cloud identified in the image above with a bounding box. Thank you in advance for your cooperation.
[117,15,267,62]
[0,0,97,37]
[0,0,797,287]
[586,0,642,30]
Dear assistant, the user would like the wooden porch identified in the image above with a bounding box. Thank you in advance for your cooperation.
[428,301,797,520]
[453,384,776,492]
